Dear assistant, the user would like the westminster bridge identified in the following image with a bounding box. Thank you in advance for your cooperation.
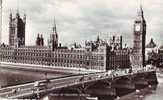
[0,63,158,99]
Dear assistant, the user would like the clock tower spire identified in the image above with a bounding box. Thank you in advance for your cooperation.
[131,4,146,67]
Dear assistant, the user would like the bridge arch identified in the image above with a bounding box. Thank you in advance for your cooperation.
[111,76,132,84]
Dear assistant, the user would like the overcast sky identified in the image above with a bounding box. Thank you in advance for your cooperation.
[1,0,163,47]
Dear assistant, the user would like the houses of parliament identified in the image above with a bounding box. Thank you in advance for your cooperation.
[0,6,147,71]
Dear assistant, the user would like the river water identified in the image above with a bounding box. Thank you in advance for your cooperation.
[0,67,69,87]
[119,76,163,100]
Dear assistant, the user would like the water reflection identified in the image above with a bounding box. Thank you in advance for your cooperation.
[0,67,68,87]
[144,78,163,100]
[120,76,163,100]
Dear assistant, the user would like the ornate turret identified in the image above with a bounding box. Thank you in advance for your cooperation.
[16,10,20,18]
[96,35,100,43]
[36,33,40,46]
[146,38,157,48]
[40,34,44,46]
[9,12,12,20]
[49,17,58,51]
[36,33,44,46]
[23,14,26,24]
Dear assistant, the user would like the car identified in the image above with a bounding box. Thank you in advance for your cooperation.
[34,79,49,90]
[11,89,17,93]
[79,76,84,81]
[17,88,21,92]
[97,75,102,78]
[100,75,103,78]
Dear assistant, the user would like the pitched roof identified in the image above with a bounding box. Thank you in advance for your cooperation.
[146,38,157,48]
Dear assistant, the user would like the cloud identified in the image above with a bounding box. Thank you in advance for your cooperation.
[1,0,163,47]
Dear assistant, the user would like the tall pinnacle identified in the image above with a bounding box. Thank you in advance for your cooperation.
[52,16,57,34]
[138,1,144,18]
[139,5,143,16]
[16,9,20,17]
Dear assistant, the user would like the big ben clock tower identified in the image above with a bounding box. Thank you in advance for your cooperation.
[132,5,146,67]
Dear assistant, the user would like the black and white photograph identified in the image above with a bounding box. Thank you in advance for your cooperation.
[0,0,163,100]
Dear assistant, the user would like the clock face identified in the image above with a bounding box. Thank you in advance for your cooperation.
[135,25,141,31]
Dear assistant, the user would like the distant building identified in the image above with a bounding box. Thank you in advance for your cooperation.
[146,38,158,61]
[145,38,161,66]
[9,12,26,47]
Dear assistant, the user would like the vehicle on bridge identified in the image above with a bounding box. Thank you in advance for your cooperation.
[34,79,50,90]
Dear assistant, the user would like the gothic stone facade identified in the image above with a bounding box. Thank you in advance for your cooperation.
[0,44,107,71]
[9,12,26,47]
[130,6,146,67]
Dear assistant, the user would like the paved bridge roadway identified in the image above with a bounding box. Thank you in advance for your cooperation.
[0,66,156,99]
[0,62,98,74]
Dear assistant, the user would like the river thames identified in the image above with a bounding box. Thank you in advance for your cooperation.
[0,67,69,88]
[119,75,163,100]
